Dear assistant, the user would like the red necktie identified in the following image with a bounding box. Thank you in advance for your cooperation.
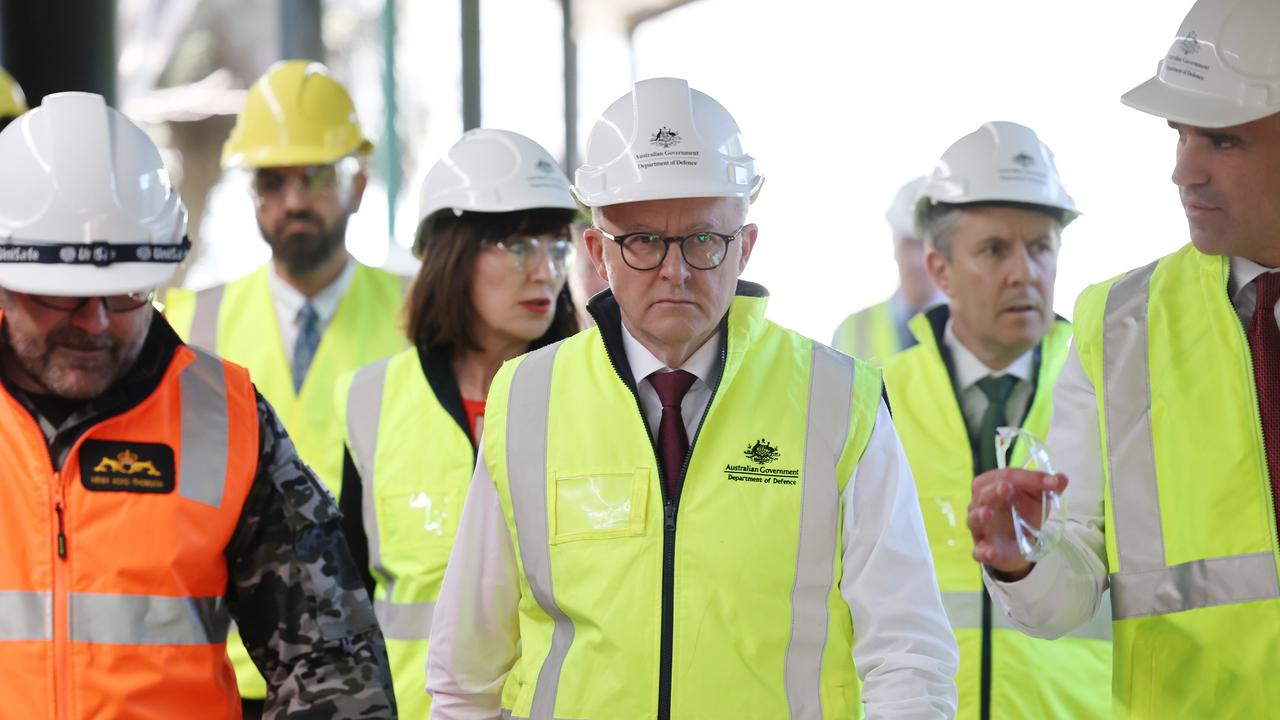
[650,370,697,497]
[1249,272,1280,528]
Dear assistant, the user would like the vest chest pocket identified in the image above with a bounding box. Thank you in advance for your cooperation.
[376,487,463,552]
[550,469,650,543]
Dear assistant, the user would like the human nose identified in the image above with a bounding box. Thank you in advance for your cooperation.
[657,239,691,284]
[68,297,110,333]
[1006,244,1033,287]
[1171,138,1208,189]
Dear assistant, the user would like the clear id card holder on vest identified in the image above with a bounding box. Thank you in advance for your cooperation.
[994,426,1064,562]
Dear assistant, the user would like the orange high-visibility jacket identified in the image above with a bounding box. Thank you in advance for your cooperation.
[0,318,259,719]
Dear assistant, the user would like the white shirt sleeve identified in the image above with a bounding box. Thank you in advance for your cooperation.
[982,343,1110,638]
[426,448,520,720]
[843,402,960,720]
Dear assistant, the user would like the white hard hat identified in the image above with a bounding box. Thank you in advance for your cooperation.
[417,128,575,251]
[1122,0,1280,128]
[0,92,188,296]
[886,176,927,241]
[918,121,1079,226]
[573,77,763,208]
[419,128,575,220]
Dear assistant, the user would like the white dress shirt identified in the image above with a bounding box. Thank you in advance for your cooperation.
[942,321,1036,435]
[426,330,959,719]
[622,322,719,439]
[984,257,1280,637]
[266,256,355,361]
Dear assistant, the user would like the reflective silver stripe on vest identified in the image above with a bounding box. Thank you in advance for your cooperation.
[783,343,853,719]
[178,348,229,508]
[348,359,440,642]
[188,285,225,351]
[1102,262,1165,573]
[506,343,573,720]
[69,593,230,645]
[374,598,435,641]
[941,590,1113,642]
[1102,261,1280,619]
[346,358,390,592]
[1110,552,1279,620]
[0,590,52,641]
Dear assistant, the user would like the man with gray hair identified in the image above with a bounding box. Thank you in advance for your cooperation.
[884,121,1111,719]
[427,77,958,719]
[833,176,943,365]
[970,0,1280,715]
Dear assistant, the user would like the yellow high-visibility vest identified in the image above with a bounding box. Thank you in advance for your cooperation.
[484,288,882,719]
[832,300,901,365]
[1073,244,1280,718]
[885,309,1111,719]
[337,347,475,719]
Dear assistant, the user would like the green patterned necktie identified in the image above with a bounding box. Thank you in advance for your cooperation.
[975,375,1018,473]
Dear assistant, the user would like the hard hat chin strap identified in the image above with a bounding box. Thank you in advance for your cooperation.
[0,236,192,267]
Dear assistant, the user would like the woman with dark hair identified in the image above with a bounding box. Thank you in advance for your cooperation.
[335,129,578,718]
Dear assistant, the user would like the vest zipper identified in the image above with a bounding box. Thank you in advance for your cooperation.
[1229,274,1280,553]
[52,474,70,720]
[600,333,727,720]
[658,340,726,720]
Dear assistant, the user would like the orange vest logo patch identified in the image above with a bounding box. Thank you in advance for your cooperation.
[79,440,175,494]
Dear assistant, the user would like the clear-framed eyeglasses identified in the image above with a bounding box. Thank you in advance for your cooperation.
[597,226,743,271]
[249,156,360,206]
[994,426,1065,562]
[485,235,574,279]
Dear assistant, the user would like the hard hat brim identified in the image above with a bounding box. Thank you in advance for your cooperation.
[571,174,764,209]
[222,139,373,170]
[1121,75,1279,129]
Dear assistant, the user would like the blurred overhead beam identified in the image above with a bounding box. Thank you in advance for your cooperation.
[0,0,117,105]
[562,0,577,171]
[571,0,695,37]
[281,0,324,61]
[461,0,480,130]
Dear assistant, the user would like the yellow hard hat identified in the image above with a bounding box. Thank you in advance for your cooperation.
[222,60,373,169]
[0,67,29,119]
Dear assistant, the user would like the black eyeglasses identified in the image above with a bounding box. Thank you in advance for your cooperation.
[598,226,742,271]
[23,289,156,314]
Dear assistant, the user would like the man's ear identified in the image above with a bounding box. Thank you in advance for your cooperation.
[736,223,758,273]
[925,246,953,298]
[348,168,369,213]
[583,227,610,283]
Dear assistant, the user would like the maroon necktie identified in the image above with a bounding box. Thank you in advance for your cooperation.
[650,370,697,497]
[1249,272,1280,529]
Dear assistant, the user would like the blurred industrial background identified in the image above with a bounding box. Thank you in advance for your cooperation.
[0,0,1191,339]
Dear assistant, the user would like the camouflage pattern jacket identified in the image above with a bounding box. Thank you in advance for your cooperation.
[2,313,397,719]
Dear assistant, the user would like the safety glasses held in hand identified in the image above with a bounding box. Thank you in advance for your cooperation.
[994,426,1064,562]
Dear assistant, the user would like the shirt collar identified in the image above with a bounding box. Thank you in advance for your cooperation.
[620,321,720,385]
[267,255,356,325]
[1230,255,1280,303]
[943,319,1034,390]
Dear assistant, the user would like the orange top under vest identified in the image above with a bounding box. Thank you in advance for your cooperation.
[0,318,260,720]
